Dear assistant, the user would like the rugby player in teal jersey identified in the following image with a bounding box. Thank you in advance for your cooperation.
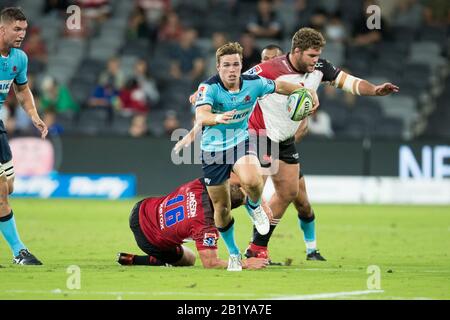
[0,7,48,265]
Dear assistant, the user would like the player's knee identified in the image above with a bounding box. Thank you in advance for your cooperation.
[296,200,313,218]
[240,176,263,196]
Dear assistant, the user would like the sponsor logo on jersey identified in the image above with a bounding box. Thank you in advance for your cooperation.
[158,205,165,230]
[196,85,208,102]
[244,95,251,103]
[203,233,218,247]
[245,65,262,75]
[315,62,323,68]
[0,80,13,94]
[187,192,197,218]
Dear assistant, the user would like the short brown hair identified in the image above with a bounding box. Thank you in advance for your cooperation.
[216,42,243,65]
[291,27,326,53]
[0,7,27,24]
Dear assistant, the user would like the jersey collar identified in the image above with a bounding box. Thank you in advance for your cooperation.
[286,53,302,74]
[217,74,243,92]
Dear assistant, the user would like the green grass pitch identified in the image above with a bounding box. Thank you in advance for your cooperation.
[0,198,449,300]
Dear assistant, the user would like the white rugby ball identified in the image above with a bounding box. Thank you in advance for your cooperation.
[286,88,314,121]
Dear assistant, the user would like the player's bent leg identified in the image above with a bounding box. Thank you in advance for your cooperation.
[172,245,196,266]
[234,155,270,235]
[294,174,326,261]
[269,161,299,220]
[206,182,240,257]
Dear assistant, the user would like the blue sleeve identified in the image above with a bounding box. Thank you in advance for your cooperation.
[194,83,214,108]
[14,51,28,85]
[258,76,276,97]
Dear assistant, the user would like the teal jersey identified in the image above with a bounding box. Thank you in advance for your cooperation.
[195,74,275,152]
[0,48,28,108]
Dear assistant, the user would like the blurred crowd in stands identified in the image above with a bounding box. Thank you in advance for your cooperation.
[1,0,448,140]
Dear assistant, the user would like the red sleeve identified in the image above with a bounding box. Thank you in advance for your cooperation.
[193,226,219,251]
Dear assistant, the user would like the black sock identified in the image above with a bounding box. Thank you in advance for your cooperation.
[133,255,165,266]
[252,224,277,247]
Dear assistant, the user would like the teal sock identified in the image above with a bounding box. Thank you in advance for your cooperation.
[0,211,26,256]
[217,218,240,256]
[299,213,316,254]
[246,197,261,210]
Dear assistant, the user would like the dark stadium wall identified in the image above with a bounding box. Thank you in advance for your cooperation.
[56,137,449,195]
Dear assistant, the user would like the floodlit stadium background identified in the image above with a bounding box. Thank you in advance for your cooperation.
[2,0,449,201]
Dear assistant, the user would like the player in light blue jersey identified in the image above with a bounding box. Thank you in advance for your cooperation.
[0,7,48,265]
[194,42,304,271]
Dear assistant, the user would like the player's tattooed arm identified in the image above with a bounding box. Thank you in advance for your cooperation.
[13,83,48,139]
[294,117,309,143]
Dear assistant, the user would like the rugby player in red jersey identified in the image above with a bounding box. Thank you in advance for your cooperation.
[117,178,269,269]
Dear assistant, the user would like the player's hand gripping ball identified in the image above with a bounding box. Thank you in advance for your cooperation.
[286,88,314,121]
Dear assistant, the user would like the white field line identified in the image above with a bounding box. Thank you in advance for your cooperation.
[271,290,385,300]
[1,289,258,297]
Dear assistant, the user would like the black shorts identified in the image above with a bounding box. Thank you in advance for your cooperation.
[255,135,304,178]
[201,138,257,186]
[129,200,184,264]
[0,120,12,164]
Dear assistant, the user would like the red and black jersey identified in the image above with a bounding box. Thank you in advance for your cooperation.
[139,178,219,251]
[245,54,341,142]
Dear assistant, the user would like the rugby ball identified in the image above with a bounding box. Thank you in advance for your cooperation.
[286,88,314,121]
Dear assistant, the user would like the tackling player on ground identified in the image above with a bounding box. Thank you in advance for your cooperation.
[0,7,48,265]
[117,178,269,269]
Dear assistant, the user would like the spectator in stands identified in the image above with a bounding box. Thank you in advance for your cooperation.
[119,78,150,115]
[169,28,205,83]
[136,0,171,44]
[163,109,180,136]
[391,0,423,28]
[133,59,160,107]
[240,32,261,72]
[307,8,328,33]
[158,11,184,42]
[246,0,283,40]
[39,76,80,114]
[206,32,229,76]
[126,6,151,40]
[293,0,317,32]
[42,107,64,136]
[99,57,125,91]
[324,11,348,43]
[350,0,388,46]
[128,113,150,137]
[23,27,48,65]
[88,76,120,118]
[423,0,449,27]
[43,0,71,15]
[308,111,334,138]
[77,0,111,23]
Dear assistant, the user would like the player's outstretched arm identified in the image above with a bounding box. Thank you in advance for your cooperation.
[334,71,399,96]
[13,83,48,139]
[198,248,268,269]
[198,249,229,269]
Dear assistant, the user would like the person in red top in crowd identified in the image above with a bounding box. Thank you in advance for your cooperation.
[117,178,269,269]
